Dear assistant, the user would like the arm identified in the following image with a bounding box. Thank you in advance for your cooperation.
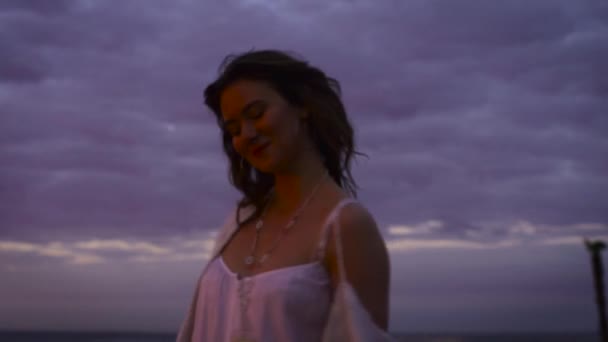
[325,202,391,330]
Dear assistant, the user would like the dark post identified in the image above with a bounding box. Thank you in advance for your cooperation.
[585,238,608,342]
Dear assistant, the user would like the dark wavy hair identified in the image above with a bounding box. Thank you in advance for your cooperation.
[204,49,366,227]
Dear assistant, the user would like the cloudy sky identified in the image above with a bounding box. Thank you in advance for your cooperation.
[1,0,607,335]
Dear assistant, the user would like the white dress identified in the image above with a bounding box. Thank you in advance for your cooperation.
[191,254,332,341]
[178,198,394,342]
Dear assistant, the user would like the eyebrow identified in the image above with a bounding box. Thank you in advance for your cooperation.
[222,99,265,128]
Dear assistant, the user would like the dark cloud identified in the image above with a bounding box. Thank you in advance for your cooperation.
[0,42,49,83]
[1,0,606,242]
[0,0,75,16]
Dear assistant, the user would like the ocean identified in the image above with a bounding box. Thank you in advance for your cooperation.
[0,331,599,342]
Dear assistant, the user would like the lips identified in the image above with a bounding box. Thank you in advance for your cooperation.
[250,143,270,157]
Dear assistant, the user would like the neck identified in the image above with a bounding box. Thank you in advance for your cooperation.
[269,156,328,216]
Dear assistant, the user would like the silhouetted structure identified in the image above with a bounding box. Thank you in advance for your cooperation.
[585,238,607,342]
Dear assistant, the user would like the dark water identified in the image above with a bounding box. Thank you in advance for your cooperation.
[0,331,175,342]
[0,331,599,342]
[394,332,598,342]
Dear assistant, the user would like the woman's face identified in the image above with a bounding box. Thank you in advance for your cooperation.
[220,79,308,173]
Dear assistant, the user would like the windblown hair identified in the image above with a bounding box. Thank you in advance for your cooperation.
[204,49,366,227]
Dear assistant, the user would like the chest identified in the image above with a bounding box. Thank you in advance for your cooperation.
[220,198,338,278]
[193,256,332,341]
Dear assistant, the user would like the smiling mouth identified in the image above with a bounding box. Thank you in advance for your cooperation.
[251,143,270,157]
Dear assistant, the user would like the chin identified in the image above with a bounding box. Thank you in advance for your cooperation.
[251,160,276,175]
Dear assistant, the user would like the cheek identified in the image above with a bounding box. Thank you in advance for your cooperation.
[278,116,304,147]
[231,136,246,157]
[230,137,244,159]
[229,123,271,157]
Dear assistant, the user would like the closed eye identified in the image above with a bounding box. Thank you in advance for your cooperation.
[246,103,266,119]
[224,103,266,137]
[224,107,266,137]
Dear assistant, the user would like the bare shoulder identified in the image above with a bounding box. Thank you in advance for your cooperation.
[332,201,388,266]
[338,202,382,242]
[325,200,391,330]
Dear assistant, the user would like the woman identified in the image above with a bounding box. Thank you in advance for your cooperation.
[177,49,391,341]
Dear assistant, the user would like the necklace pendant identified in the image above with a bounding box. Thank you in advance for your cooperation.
[255,220,263,230]
[244,255,255,266]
